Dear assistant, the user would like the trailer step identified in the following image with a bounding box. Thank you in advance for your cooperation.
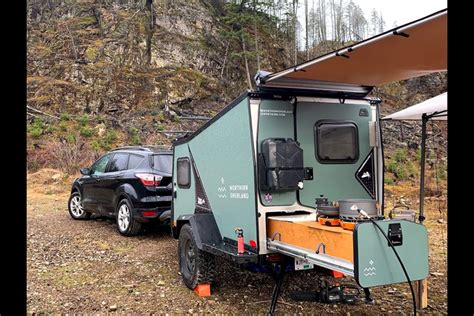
[266,239,354,276]
[202,242,258,264]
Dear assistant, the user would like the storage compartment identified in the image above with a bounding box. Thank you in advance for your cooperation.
[266,214,354,263]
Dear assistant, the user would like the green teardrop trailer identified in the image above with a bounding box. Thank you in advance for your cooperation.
[171,87,428,288]
[170,9,446,310]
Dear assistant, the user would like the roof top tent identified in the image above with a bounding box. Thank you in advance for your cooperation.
[171,8,446,314]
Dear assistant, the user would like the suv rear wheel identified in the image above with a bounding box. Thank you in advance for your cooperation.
[178,224,215,289]
[68,192,91,220]
[116,198,142,236]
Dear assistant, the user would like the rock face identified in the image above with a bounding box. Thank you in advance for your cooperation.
[26,0,447,176]
[27,0,290,117]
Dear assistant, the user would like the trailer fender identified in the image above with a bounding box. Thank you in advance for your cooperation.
[176,214,222,250]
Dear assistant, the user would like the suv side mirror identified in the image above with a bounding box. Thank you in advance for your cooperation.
[80,168,91,175]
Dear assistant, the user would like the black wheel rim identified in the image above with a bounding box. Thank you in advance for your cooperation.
[184,238,195,275]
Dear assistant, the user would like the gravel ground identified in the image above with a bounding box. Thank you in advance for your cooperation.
[27,169,447,314]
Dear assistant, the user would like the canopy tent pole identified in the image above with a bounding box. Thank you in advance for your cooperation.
[419,114,428,223]
[415,114,429,308]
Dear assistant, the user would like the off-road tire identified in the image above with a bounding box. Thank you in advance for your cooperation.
[178,224,216,289]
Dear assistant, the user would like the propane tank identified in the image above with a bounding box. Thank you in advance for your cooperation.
[235,228,244,254]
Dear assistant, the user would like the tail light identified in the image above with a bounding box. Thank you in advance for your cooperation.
[135,173,163,186]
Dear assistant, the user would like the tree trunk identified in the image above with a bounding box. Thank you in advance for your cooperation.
[305,0,309,60]
[145,0,154,65]
[293,0,297,65]
[242,33,253,90]
[254,20,260,70]
[220,41,229,79]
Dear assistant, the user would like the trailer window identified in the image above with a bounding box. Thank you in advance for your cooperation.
[177,157,191,188]
[315,121,359,163]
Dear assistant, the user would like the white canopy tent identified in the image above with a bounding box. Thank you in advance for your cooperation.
[383,92,447,225]
[384,92,447,121]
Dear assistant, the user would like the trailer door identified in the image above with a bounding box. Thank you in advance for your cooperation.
[296,99,376,206]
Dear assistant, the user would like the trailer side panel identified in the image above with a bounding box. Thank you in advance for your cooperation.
[177,97,258,246]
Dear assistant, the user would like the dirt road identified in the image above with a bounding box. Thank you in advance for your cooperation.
[27,169,447,314]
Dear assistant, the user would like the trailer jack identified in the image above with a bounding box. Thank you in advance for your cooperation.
[268,262,288,316]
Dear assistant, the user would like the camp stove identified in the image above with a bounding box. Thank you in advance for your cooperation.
[316,196,341,226]
[318,216,341,227]
[340,216,385,231]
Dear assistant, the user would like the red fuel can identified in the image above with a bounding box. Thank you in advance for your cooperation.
[235,228,244,254]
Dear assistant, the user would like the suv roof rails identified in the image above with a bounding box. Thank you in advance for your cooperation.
[112,145,172,152]
[111,146,152,152]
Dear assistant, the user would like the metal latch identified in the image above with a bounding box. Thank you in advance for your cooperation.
[387,223,403,246]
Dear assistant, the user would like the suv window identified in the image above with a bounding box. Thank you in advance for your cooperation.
[315,121,359,163]
[108,153,129,172]
[91,154,110,175]
[152,154,172,174]
[128,154,144,169]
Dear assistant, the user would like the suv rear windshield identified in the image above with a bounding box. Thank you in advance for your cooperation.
[152,154,172,174]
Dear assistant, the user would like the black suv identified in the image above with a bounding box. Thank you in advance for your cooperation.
[68,146,173,236]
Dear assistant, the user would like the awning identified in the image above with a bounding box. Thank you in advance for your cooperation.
[259,9,447,88]
[383,92,447,121]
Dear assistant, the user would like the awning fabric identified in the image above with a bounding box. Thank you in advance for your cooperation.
[260,9,447,87]
[384,92,447,121]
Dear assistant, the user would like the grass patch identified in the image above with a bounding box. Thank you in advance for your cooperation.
[113,244,133,254]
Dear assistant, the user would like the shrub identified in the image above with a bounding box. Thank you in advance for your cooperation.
[28,118,44,138]
[156,111,165,121]
[90,140,101,151]
[59,121,69,131]
[129,127,141,145]
[80,126,94,138]
[105,130,118,143]
[384,177,394,185]
[394,148,408,162]
[60,113,70,121]
[66,133,76,143]
[78,114,89,127]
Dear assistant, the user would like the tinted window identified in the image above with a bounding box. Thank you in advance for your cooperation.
[91,154,110,175]
[128,154,144,169]
[108,153,129,172]
[315,122,358,163]
[177,157,190,188]
[153,154,172,174]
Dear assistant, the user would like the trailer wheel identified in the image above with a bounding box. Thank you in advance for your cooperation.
[178,224,215,289]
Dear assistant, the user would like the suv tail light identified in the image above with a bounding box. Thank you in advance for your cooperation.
[135,173,163,186]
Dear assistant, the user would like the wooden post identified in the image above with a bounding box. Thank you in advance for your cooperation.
[415,278,428,309]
